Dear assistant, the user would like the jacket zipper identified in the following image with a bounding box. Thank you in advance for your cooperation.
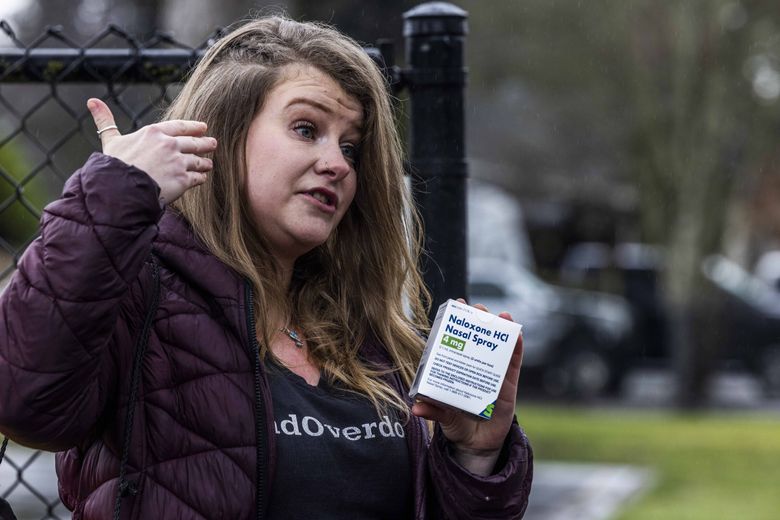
[244,281,268,520]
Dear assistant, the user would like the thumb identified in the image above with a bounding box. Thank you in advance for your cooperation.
[87,98,121,144]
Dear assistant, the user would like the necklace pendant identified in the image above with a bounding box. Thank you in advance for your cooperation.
[282,327,304,348]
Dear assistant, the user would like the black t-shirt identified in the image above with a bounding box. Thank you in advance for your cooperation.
[265,360,412,519]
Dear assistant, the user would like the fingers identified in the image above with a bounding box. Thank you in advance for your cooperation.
[497,311,523,364]
[177,135,218,154]
[496,332,524,407]
[411,400,452,425]
[156,119,209,137]
[496,309,523,377]
[186,154,213,173]
[187,172,208,189]
[459,298,518,326]
[87,99,210,140]
[505,333,525,382]
[184,153,213,192]
[457,297,490,314]
[87,98,121,143]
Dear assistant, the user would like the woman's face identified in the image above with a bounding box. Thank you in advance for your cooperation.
[244,64,363,265]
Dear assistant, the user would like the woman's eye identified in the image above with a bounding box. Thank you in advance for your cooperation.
[293,122,315,139]
[340,144,358,164]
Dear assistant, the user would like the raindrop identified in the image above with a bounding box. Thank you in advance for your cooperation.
[752,63,780,100]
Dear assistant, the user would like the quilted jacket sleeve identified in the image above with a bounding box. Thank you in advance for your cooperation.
[0,152,163,451]
[428,420,533,519]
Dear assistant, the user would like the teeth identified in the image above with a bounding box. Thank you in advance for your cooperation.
[311,192,330,205]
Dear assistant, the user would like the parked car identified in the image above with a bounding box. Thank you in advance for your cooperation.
[753,250,780,292]
[560,242,780,395]
[702,254,780,394]
[560,242,669,361]
[468,257,634,399]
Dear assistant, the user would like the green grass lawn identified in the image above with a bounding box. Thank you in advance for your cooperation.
[518,403,780,520]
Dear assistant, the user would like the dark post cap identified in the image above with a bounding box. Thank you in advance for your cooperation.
[403,2,468,37]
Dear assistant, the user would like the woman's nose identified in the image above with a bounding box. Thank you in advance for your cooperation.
[314,142,351,180]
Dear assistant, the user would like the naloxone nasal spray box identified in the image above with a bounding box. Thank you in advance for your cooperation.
[409,299,522,420]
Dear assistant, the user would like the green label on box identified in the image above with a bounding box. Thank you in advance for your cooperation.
[441,334,465,351]
[479,402,496,419]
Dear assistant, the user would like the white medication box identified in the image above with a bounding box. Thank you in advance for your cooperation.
[409,299,522,420]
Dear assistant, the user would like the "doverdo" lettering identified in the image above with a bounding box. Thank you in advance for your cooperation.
[272,414,405,441]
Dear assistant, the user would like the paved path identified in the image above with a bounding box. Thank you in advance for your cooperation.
[621,367,772,409]
[525,462,655,520]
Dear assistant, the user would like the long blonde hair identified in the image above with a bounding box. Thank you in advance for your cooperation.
[165,16,430,414]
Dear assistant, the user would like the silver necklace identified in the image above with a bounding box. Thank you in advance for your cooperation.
[280,327,304,348]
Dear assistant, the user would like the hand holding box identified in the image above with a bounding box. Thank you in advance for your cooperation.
[410,299,523,419]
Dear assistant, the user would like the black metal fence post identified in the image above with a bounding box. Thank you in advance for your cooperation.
[403,2,468,321]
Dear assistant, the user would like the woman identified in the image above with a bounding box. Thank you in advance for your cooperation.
[0,16,532,519]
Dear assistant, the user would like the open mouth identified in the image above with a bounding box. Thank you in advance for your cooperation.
[305,188,337,210]
[309,190,333,206]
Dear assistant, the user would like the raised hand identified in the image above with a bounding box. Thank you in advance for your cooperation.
[412,300,524,476]
[87,98,217,205]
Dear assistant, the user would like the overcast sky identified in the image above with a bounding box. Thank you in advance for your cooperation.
[0,0,28,45]
[0,0,27,20]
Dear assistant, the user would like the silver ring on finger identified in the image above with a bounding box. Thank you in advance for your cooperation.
[96,125,119,136]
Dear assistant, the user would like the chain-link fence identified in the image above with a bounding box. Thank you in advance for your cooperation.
[0,21,235,518]
[0,4,467,518]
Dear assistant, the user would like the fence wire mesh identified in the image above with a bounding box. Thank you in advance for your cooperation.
[0,21,215,518]
[0,22,225,293]
[0,21,397,519]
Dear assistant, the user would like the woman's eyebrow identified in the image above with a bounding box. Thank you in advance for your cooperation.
[285,97,332,114]
[284,98,363,134]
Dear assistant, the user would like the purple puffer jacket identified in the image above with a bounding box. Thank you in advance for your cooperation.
[0,153,533,519]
